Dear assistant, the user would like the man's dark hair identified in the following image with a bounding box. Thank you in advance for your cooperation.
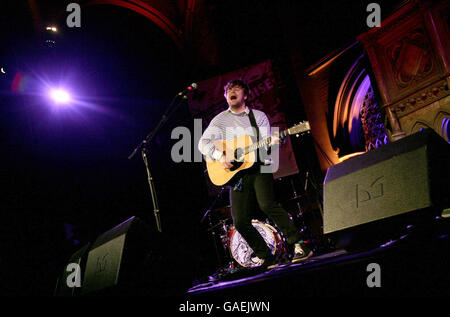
[223,79,249,97]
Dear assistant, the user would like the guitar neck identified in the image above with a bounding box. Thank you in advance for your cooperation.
[244,128,290,155]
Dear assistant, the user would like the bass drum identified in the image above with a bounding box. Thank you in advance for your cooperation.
[228,220,284,268]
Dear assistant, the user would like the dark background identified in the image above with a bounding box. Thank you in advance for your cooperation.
[0,0,404,295]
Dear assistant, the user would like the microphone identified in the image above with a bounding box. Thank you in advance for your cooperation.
[178,83,198,96]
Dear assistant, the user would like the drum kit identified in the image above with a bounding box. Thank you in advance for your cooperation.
[229,219,285,267]
[203,204,286,270]
[201,175,324,272]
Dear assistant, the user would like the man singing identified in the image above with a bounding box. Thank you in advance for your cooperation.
[198,79,312,268]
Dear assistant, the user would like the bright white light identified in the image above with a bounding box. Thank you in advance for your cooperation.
[51,89,70,103]
[46,26,58,32]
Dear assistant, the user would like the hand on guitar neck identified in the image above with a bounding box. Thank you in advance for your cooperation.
[269,134,283,146]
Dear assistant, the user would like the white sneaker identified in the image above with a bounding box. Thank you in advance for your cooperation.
[250,255,279,269]
[292,242,313,263]
[250,256,265,267]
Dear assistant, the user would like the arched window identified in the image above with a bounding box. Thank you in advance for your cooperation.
[333,55,388,161]
[442,118,450,142]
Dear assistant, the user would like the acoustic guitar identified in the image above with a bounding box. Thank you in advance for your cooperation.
[206,121,310,185]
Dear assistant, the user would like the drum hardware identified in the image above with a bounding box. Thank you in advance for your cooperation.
[204,210,223,267]
[210,205,232,222]
[206,218,232,232]
[200,187,232,268]
[287,194,305,201]
[286,171,330,253]
[210,219,237,274]
[286,174,320,252]
[290,177,305,216]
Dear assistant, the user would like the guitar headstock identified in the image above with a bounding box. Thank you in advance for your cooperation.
[287,121,311,136]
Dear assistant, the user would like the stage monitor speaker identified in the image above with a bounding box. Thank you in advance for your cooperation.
[81,216,157,295]
[323,129,449,234]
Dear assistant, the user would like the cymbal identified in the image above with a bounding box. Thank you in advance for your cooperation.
[207,218,232,232]
[206,205,232,222]
[212,205,232,214]
[285,194,305,202]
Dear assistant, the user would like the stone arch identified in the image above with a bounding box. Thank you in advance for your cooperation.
[403,109,450,142]
[79,0,186,51]
[333,54,367,157]
[410,120,432,134]
[433,111,450,142]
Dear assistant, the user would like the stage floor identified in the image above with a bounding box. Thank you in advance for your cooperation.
[188,249,348,294]
[187,222,450,297]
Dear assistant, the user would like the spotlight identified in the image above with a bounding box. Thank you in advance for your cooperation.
[46,26,58,32]
[51,89,70,103]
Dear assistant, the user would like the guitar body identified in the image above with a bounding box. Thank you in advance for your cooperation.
[204,121,310,186]
[206,134,256,186]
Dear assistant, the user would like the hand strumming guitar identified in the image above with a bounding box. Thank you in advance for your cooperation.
[219,153,233,170]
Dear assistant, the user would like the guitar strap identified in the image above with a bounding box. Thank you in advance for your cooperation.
[248,109,261,167]
[248,109,271,160]
[233,110,260,192]
[248,109,260,145]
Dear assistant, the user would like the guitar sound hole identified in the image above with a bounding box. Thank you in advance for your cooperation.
[229,161,243,171]
[229,148,244,171]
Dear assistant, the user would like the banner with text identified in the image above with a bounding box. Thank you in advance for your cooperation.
[188,60,299,186]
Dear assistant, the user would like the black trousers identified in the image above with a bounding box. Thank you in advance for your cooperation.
[230,169,303,259]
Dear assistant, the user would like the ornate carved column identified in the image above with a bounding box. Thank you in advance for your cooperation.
[358,0,450,141]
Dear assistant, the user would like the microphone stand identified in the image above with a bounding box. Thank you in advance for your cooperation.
[128,93,189,233]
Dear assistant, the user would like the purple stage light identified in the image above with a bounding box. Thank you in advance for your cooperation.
[50,89,71,104]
